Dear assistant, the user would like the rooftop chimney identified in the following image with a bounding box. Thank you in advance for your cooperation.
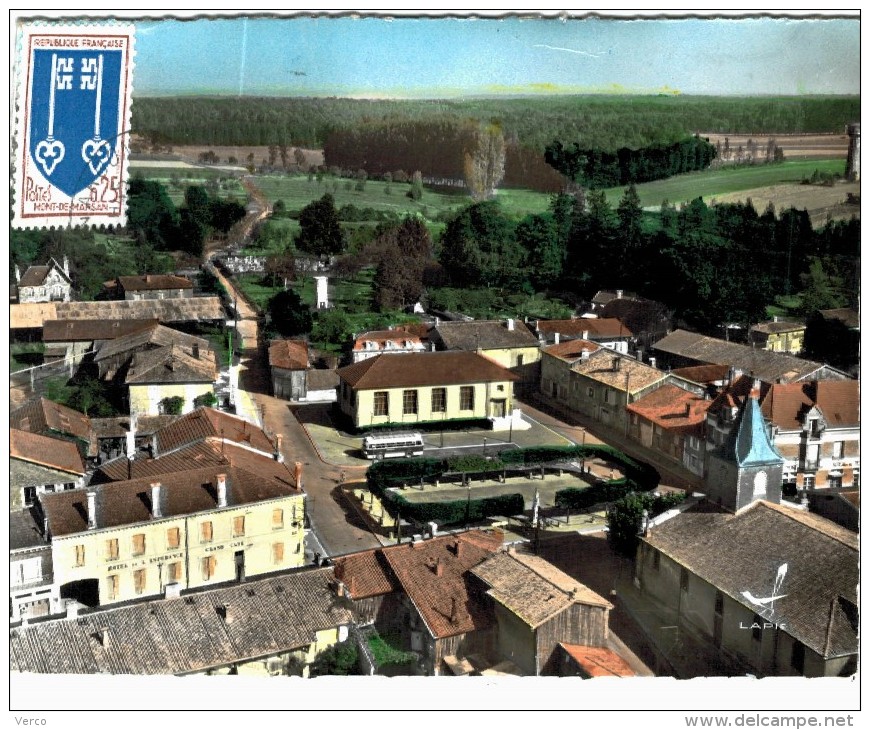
[86,490,97,530]
[274,434,284,462]
[14,265,20,284]
[617,289,623,299]
[216,473,228,508]
[453,539,463,558]
[96,628,110,648]
[554,332,560,345]
[294,461,303,490]
[649,357,657,370]
[583,330,589,340]
[125,413,138,459]
[434,558,444,577]
[192,342,200,359]
[62,255,70,276]
[506,318,515,331]
[150,482,162,519]
[449,597,458,623]
[581,348,590,360]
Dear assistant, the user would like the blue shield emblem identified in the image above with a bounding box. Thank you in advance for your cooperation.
[28,49,123,198]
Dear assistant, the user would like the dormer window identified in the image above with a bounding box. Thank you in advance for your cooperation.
[385,340,397,349]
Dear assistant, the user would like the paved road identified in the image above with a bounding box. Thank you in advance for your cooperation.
[241,358,382,558]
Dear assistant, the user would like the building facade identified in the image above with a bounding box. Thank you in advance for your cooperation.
[336,351,518,430]
[40,466,305,609]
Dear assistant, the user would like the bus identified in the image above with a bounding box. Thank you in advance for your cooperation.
[362,432,425,460]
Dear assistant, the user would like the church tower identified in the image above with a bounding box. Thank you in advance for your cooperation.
[705,388,784,512]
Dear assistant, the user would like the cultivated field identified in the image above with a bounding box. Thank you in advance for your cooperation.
[707,181,860,225]
[699,132,850,160]
[610,159,848,209]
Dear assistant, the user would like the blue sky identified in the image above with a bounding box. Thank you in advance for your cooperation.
[133,15,860,97]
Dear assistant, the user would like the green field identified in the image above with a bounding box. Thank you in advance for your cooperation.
[130,166,246,205]
[603,159,846,208]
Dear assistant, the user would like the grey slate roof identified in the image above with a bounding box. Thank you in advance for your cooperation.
[432,320,539,351]
[9,568,353,675]
[653,329,844,384]
[643,501,858,660]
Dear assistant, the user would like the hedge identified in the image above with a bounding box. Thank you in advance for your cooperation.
[364,443,659,527]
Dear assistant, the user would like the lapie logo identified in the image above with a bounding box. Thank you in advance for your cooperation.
[740,562,788,621]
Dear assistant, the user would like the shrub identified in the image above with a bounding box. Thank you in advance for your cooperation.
[159,396,185,415]
[309,641,361,677]
[606,491,687,557]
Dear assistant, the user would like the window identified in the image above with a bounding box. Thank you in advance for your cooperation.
[202,556,216,581]
[167,527,180,549]
[134,568,146,595]
[803,475,816,490]
[431,388,447,413]
[169,562,182,582]
[402,389,418,415]
[132,533,146,556]
[23,486,37,506]
[273,542,285,565]
[680,567,689,593]
[604,389,612,404]
[272,508,284,529]
[832,441,845,459]
[373,391,389,416]
[516,354,524,367]
[106,574,119,600]
[459,386,475,411]
[752,614,763,642]
[587,387,594,399]
[75,544,85,567]
[233,515,246,537]
[808,418,821,438]
[106,538,119,561]
[791,641,805,674]
[201,521,213,543]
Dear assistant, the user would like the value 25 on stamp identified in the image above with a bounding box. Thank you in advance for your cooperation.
[13,23,135,229]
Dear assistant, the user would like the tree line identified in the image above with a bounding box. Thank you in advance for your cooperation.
[271,180,858,335]
[133,95,859,152]
[544,136,717,187]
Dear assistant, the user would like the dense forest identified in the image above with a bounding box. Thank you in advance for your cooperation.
[132,95,859,152]
[545,136,717,187]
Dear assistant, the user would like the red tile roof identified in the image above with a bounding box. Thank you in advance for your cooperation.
[43,319,159,343]
[333,549,399,599]
[670,364,731,385]
[337,351,518,390]
[115,274,193,291]
[626,384,711,433]
[542,339,601,362]
[381,532,502,639]
[41,464,301,537]
[10,398,93,445]
[352,330,425,353]
[154,407,277,456]
[10,429,85,475]
[269,339,310,370]
[560,644,636,677]
[93,438,294,487]
[760,379,859,430]
[334,530,503,639]
[537,318,633,338]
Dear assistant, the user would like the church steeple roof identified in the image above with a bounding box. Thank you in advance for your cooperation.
[716,391,783,468]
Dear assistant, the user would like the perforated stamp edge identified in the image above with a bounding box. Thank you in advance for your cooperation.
[11,21,136,230]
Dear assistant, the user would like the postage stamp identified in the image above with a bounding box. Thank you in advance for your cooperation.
[12,22,135,228]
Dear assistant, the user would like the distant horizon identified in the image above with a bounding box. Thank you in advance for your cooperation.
[131,16,860,98]
[134,90,861,100]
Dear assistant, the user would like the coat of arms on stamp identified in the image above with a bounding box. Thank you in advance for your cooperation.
[13,23,135,228]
